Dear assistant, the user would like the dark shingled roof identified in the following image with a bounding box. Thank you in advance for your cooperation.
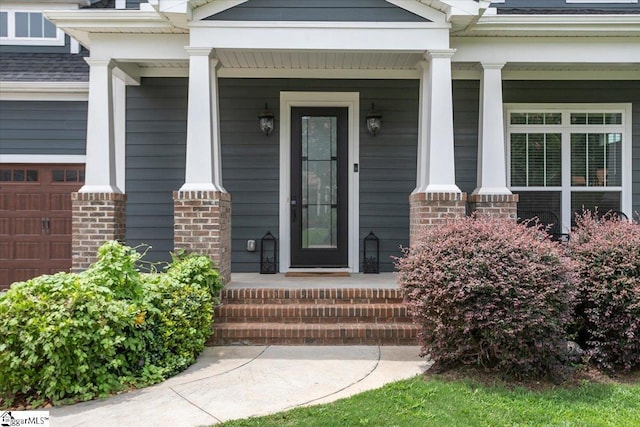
[492,0,640,14]
[0,52,89,82]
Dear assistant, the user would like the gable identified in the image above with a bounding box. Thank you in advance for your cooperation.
[204,0,430,22]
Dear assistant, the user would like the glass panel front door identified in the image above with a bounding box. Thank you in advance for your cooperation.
[291,108,348,267]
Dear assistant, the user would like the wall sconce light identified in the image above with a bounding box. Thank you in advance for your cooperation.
[258,103,275,136]
[366,103,382,136]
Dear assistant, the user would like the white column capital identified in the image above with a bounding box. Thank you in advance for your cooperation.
[424,49,456,61]
[184,46,214,57]
[83,57,116,69]
[480,62,506,70]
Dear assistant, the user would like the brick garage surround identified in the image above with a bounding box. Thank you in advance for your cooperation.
[173,190,231,285]
[71,192,127,271]
[468,194,519,220]
[409,192,467,246]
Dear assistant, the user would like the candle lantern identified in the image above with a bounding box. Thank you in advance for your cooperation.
[363,231,379,274]
[260,231,278,274]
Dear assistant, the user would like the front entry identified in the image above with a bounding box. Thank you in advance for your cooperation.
[290,107,349,267]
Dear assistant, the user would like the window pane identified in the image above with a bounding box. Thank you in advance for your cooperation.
[12,169,25,182]
[52,170,65,182]
[26,170,39,182]
[15,12,29,37]
[29,13,43,38]
[510,133,526,186]
[516,191,562,233]
[587,113,604,125]
[43,18,57,38]
[528,113,544,125]
[570,113,587,125]
[571,134,587,186]
[0,169,11,182]
[65,169,78,182]
[546,133,562,186]
[510,113,526,125]
[544,113,561,125]
[605,113,622,125]
[605,133,622,186]
[0,12,8,38]
[571,192,621,225]
[528,134,545,186]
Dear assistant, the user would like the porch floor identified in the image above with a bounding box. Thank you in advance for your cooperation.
[227,272,399,289]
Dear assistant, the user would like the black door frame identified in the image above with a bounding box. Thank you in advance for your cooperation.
[290,107,349,267]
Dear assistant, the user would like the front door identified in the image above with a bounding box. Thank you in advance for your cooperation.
[290,107,348,267]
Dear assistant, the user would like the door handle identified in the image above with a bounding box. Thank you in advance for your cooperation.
[291,198,297,222]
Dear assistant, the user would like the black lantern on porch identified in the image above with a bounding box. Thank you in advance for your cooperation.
[260,231,278,274]
[363,231,379,274]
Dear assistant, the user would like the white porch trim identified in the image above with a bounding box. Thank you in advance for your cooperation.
[279,92,360,273]
[0,155,86,164]
[0,82,89,101]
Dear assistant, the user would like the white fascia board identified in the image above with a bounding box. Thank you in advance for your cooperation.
[472,14,640,36]
[0,81,89,101]
[89,33,190,61]
[216,68,421,79]
[0,155,86,164]
[190,22,450,51]
[451,37,640,64]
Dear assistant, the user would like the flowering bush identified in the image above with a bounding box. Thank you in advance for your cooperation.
[397,216,576,380]
[570,212,640,372]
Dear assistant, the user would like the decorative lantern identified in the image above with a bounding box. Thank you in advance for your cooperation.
[260,231,278,274]
[362,231,379,274]
[365,103,382,136]
[258,103,275,136]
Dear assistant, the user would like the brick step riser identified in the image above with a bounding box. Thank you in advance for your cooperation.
[215,306,412,324]
[222,298,404,305]
[208,337,418,346]
[221,289,404,304]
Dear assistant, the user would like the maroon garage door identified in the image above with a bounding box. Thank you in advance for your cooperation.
[0,164,84,290]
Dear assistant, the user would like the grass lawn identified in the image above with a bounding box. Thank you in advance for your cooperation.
[217,373,640,427]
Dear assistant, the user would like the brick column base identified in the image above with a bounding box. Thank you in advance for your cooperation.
[468,194,519,220]
[409,192,467,246]
[173,191,231,285]
[72,192,127,272]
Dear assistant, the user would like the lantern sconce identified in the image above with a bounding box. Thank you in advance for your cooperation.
[366,103,382,136]
[363,231,380,274]
[260,231,278,274]
[259,103,275,136]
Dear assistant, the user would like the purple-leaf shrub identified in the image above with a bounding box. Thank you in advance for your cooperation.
[570,211,640,372]
[397,216,576,380]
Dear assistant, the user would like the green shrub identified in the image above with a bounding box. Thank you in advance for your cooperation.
[0,242,221,408]
[397,216,576,380]
[0,272,146,406]
[570,212,640,372]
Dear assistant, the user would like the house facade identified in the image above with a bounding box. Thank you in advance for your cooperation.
[1,0,639,288]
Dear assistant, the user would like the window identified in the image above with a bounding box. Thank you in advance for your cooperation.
[507,104,632,232]
[0,10,64,46]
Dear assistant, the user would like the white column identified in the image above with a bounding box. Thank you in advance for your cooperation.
[413,50,461,194]
[80,58,120,193]
[180,47,226,192]
[472,62,512,195]
[113,75,126,192]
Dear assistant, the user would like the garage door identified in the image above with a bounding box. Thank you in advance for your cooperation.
[0,164,84,290]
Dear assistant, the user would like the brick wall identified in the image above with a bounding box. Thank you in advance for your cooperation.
[173,190,232,285]
[409,192,467,246]
[71,192,127,271]
[468,194,519,220]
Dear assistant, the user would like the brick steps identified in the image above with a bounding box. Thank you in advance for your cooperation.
[216,303,413,324]
[208,322,418,346]
[209,287,418,346]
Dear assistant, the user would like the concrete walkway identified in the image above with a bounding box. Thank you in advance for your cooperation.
[49,346,429,426]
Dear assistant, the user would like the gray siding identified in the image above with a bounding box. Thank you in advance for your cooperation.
[492,0,640,14]
[206,0,428,22]
[502,81,640,217]
[452,80,480,195]
[125,78,188,264]
[0,100,87,155]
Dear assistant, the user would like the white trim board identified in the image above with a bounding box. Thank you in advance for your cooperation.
[0,155,86,164]
[279,92,360,273]
[0,82,89,101]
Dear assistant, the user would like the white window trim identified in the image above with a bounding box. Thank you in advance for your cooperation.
[505,103,632,232]
[0,155,86,164]
[279,92,360,273]
[0,10,65,46]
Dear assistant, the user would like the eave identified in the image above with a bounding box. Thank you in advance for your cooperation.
[466,14,640,37]
[44,10,188,48]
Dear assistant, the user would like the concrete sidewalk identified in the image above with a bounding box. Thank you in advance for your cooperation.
[49,346,429,426]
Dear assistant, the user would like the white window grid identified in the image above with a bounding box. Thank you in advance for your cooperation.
[0,10,65,46]
[505,104,632,232]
